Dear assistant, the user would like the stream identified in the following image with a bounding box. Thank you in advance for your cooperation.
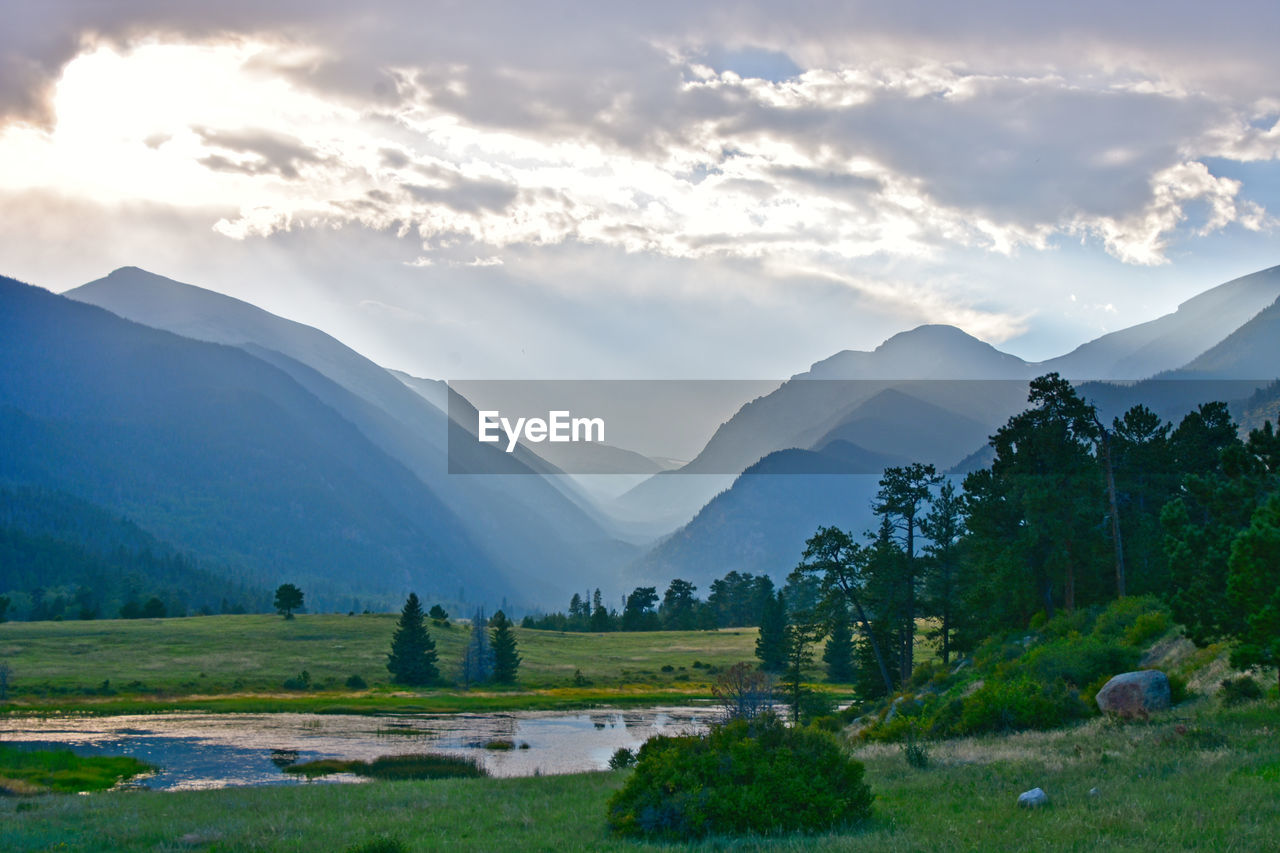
[0,707,715,790]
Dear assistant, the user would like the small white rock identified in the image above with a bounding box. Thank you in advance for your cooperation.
[1018,787,1049,808]
[1089,787,1101,797]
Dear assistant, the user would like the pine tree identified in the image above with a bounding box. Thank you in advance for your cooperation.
[490,610,522,683]
[755,590,789,672]
[273,583,304,619]
[461,607,494,686]
[386,592,439,685]
[822,602,856,682]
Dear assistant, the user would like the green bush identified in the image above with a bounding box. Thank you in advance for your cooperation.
[345,674,368,689]
[1219,676,1264,706]
[958,677,1085,735]
[608,747,636,769]
[1124,610,1172,647]
[345,838,408,853]
[1023,637,1140,688]
[607,713,872,840]
[1092,595,1167,642]
[282,670,311,691]
[902,722,930,769]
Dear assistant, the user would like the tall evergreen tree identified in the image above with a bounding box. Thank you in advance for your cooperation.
[489,609,522,684]
[273,583,304,619]
[387,592,439,685]
[921,479,964,665]
[621,586,660,631]
[874,463,942,681]
[782,615,821,723]
[822,601,856,683]
[660,578,699,630]
[792,526,894,698]
[461,607,494,686]
[755,590,789,672]
[1226,489,1280,691]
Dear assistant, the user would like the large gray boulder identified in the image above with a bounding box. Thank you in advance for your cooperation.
[1095,670,1171,717]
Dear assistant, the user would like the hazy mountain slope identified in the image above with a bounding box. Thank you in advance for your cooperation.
[811,387,996,470]
[0,274,505,607]
[0,486,265,617]
[617,326,1031,527]
[1235,380,1280,435]
[630,445,888,587]
[69,267,636,600]
[1039,265,1280,379]
[1165,295,1280,380]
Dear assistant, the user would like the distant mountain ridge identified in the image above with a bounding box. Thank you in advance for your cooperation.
[1040,265,1280,380]
[0,274,511,608]
[626,264,1280,588]
[68,267,637,603]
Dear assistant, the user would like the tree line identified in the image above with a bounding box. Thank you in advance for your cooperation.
[773,373,1280,699]
[520,571,783,633]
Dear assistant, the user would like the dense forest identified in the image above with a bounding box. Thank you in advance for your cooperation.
[783,373,1280,697]
[0,486,266,621]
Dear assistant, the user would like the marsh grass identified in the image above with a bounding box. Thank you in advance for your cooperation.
[284,753,486,781]
[2,697,1277,850]
[0,744,151,794]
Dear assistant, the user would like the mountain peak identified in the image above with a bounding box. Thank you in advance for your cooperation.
[801,324,1029,380]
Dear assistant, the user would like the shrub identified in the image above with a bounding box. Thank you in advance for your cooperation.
[345,674,368,690]
[282,670,311,691]
[1219,676,1264,706]
[958,677,1084,734]
[1023,637,1140,688]
[1169,672,1191,705]
[1124,610,1172,647]
[902,723,930,769]
[606,713,872,840]
[807,715,843,733]
[345,838,408,853]
[1092,595,1167,642]
[608,747,636,769]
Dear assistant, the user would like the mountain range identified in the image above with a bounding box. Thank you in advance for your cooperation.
[3,263,1279,607]
[627,265,1280,586]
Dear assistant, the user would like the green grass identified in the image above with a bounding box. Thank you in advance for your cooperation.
[284,753,486,781]
[0,743,151,795]
[1,696,1276,850]
[0,614,772,712]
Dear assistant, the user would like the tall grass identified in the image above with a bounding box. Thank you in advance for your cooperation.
[284,753,486,780]
[0,744,151,794]
[2,697,1276,850]
[0,615,776,713]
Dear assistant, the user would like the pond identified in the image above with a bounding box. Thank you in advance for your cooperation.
[0,707,715,790]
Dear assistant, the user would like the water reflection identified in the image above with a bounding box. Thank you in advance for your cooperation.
[0,707,712,790]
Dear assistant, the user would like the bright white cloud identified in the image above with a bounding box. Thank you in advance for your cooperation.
[1,3,1279,376]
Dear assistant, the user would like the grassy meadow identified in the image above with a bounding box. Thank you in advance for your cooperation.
[1,695,1276,851]
[0,614,774,712]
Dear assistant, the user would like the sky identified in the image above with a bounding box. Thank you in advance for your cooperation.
[1,1,1278,379]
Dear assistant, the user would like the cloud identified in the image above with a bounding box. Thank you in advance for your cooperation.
[3,1,1280,377]
[194,127,323,179]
